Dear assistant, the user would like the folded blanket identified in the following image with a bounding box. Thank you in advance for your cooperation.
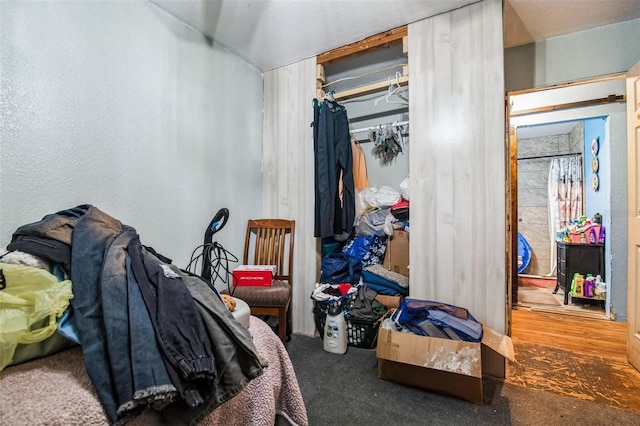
[361,266,409,296]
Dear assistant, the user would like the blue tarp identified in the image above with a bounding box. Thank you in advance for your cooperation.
[518,233,531,274]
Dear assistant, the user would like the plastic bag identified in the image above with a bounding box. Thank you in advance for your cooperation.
[342,235,377,261]
[399,176,410,200]
[0,263,73,371]
[361,186,401,208]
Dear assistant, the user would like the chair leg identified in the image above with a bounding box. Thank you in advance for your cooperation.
[286,305,292,341]
[278,307,287,342]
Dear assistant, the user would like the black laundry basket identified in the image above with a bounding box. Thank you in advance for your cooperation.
[313,300,380,349]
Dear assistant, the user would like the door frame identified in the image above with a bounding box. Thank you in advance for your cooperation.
[626,60,640,370]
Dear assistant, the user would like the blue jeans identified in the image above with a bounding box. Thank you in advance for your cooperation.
[127,236,213,409]
[72,208,179,422]
[69,206,124,422]
[161,272,265,425]
[126,254,177,410]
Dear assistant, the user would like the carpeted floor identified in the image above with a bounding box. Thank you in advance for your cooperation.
[284,333,640,425]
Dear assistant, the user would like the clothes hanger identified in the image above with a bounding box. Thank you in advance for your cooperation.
[373,77,393,106]
[324,90,336,102]
[373,73,408,106]
[385,72,409,105]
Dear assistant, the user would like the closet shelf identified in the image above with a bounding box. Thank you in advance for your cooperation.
[317,25,407,67]
[316,25,409,100]
[333,75,409,101]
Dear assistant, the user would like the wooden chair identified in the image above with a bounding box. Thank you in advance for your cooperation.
[223,219,295,342]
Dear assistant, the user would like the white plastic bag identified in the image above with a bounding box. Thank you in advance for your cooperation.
[399,176,410,200]
[362,186,401,208]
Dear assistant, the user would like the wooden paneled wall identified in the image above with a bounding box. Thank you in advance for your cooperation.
[408,0,506,332]
[263,58,318,336]
[263,0,506,337]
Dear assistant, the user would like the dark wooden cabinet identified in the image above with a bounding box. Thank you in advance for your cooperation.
[555,242,605,305]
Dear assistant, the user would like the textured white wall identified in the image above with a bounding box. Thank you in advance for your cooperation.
[0,1,263,273]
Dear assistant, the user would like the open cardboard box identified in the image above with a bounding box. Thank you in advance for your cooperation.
[374,294,403,309]
[383,230,409,277]
[376,318,515,404]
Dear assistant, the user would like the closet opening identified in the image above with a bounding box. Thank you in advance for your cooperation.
[311,26,411,347]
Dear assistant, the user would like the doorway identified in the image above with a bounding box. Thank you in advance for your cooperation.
[507,73,628,324]
[515,118,607,319]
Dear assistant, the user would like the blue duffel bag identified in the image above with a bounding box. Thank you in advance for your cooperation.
[320,252,362,285]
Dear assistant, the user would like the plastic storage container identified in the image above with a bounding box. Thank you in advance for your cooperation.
[323,304,348,354]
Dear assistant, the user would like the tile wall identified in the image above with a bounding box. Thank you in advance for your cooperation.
[518,122,583,276]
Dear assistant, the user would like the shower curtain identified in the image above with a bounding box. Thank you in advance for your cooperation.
[547,155,583,275]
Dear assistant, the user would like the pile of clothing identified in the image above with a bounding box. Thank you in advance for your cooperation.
[2,205,264,425]
[311,283,386,323]
[388,298,483,342]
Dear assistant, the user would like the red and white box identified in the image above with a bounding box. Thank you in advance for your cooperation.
[232,265,277,286]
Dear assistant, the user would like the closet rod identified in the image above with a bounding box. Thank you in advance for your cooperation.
[351,120,409,135]
[518,152,581,161]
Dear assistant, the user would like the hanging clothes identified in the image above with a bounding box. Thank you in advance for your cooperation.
[312,98,355,239]
[351,139,369,191]
[369,124,403,166]
[547,154,583,275]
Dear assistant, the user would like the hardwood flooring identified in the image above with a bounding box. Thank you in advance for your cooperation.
[507,308,640,413]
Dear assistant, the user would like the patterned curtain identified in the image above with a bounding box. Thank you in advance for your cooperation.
[548,155,583,274]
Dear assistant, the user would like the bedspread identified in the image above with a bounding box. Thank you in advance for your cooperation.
[0,316,308,426]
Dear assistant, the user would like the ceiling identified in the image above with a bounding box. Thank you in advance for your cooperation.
[151,0,639,72]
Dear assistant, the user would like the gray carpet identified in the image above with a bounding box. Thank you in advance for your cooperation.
[284,333,640,426]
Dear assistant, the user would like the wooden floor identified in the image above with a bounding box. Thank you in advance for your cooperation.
[507,308,640,413]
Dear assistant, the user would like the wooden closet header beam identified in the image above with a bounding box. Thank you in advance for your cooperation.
[317,25,407,66]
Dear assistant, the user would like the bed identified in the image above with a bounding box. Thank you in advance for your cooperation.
[0,315,308,426]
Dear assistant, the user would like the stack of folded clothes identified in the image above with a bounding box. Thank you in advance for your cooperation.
[390,298,483,342]
[361,264,409,296]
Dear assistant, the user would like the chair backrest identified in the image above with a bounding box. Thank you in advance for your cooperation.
[243,219,295,284]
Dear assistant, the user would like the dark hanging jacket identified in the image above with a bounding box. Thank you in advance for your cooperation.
[313,99,356,239]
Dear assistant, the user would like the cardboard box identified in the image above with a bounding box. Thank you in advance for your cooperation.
[376,324,515,404]
[232,265,277,286]
[384,230,409,277]
[375,294,403,309]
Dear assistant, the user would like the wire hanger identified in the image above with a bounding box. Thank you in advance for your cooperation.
[374,72,408,106]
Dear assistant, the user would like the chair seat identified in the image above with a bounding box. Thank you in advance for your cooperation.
[223,280,291,308]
